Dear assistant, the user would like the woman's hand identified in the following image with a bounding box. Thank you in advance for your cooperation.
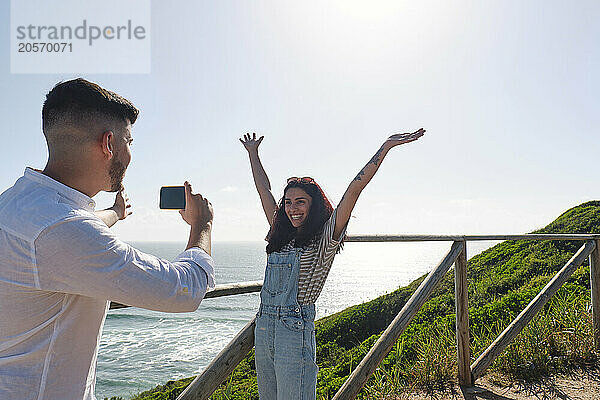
[239,132,264,153]
[383,128,425,150]
[240,132,277,226]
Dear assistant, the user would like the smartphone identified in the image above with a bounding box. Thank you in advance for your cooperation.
[159,186,186,209]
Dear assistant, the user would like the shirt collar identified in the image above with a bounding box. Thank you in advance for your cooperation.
[24,167,97,211]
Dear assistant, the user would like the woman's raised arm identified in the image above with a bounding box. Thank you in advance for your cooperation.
[333,128,425,239]
[240,133,278,226]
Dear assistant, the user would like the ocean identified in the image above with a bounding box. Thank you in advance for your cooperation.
[97,240,495,399]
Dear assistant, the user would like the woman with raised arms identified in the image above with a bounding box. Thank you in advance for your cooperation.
[239,128,425,400]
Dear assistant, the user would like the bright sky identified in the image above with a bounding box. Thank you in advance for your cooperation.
[1,1,598,242]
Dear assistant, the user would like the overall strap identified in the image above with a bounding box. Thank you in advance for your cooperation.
[260,248,302,311]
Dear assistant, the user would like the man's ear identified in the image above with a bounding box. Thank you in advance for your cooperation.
[101,131,114,159]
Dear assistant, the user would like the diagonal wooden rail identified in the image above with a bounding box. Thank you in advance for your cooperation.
[470,240,596,380]
[177,317,257,400]
[106,234,600,400]
[331,241,465,399]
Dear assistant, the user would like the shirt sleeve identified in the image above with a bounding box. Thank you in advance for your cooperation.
[34,215,216,313]
[317,207,347,264]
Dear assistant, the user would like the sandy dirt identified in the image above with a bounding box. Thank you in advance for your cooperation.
[401,370,600,400]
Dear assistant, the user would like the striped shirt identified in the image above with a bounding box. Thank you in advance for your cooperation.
[280,208,347,305]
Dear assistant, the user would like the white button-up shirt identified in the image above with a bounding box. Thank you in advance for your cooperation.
[0,168,216,400]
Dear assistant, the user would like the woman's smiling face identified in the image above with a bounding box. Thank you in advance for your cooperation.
[284,187,312,228]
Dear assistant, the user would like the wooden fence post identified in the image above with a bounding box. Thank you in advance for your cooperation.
[590,239,600,350]
[454,241,472,386]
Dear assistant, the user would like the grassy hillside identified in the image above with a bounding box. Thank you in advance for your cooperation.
[110,201,600,400]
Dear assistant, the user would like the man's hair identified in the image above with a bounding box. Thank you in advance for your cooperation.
[42,78,139,147]
[266,179,334,254]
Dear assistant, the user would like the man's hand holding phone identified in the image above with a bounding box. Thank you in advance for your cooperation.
[178,181,213,254]
[179,181,213,228]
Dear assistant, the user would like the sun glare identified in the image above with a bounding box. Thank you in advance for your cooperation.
[332,0,405,21]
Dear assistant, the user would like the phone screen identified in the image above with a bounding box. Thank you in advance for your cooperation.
[159,186,186,209]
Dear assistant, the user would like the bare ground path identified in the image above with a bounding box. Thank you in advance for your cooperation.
[403,370,600,400]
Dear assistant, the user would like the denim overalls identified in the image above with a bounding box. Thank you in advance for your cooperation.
[254,248,318,400]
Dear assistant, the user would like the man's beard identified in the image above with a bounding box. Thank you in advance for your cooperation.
[108,158,126,192]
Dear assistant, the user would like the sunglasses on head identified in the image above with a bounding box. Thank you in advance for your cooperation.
[287,176,315,184]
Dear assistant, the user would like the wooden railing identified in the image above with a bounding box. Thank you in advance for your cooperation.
[334,234,599,399]
[109,281,263,310]
[109,234,600,399]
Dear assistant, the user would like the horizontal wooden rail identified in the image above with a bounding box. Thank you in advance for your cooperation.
[332,241,465,400]
[109,281,263,310]
[470,240,596,380]
[345,234,600,242]
[204,280,263,299]
[177,317,257,400]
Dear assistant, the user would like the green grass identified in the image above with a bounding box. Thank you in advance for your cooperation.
[108,200,600,400]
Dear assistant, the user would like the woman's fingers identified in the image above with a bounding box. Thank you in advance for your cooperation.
[240,132,263,147]
[389,133,413,141]
[387,129,425,145]
[240,133,251,145]
[394,129,425,139]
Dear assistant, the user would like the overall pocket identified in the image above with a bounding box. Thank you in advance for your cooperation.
[281,315,304,332]
[262,262,292,296]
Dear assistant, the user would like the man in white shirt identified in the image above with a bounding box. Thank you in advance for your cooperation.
[0,78,216,400]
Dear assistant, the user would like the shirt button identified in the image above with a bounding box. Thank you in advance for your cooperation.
[295,307,300,313]
[297,321,302,325]
[88,202,94,207]
[288,263,291,267]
